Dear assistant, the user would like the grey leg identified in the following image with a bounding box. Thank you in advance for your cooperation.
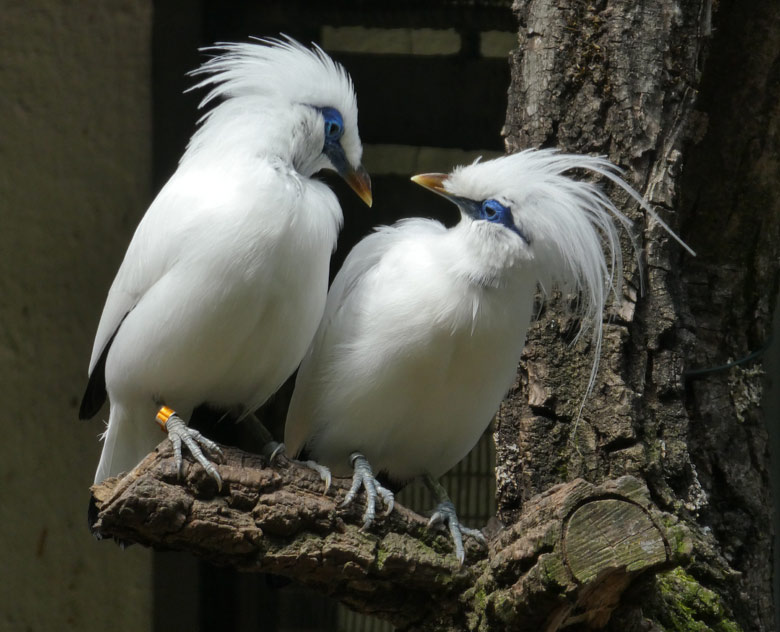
[342,452,394,530]
[158,408,224,490]
[424,473,487,565]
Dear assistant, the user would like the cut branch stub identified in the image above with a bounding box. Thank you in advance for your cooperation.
[485,476,689,631]
[90,443,690,631]
[563,497,668,584]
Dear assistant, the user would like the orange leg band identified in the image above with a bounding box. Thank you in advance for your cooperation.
[156,405,176,431]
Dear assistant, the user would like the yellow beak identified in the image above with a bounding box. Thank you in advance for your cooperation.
[344,164,373,207]
[410,173,450,197]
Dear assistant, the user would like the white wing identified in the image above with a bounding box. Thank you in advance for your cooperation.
[87,175,195,375]
[284,219,447,457]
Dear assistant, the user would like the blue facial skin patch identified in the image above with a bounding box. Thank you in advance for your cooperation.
[457,196,530,243]
[318,107,349,173]
[320,107,344,142]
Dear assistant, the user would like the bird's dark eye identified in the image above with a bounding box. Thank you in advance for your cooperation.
[320,107,344,141]
[481,199,507,221]
[325,120,342,139]
[478,198,526,241]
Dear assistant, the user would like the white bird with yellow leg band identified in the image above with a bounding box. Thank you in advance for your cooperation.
[79,38,371,510]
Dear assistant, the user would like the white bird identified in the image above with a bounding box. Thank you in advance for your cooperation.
[80,37,371,492]
[284,149,693,563]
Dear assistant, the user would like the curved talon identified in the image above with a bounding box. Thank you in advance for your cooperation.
[269,442,286,465]
[427,500,485,566]
[165,414,223,490]
[342,452,394,530]
[281,449,332,495]
[377,485,394,516]
[261,440,285,465]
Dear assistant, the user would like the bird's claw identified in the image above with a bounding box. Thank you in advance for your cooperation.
[294,459,332,495]
[427,500,486,566]
[165,414,223,490]
[261,440,286,466]
[342,452,394,530]
[270,442,286,464]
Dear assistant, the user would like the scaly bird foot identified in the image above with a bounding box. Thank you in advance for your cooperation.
[428,500,487,566]
[342,452,394,530]
[157,407,223,490]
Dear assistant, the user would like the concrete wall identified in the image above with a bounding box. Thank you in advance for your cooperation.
[0,2,153,629]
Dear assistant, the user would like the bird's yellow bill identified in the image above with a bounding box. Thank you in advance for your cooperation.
[410,173,450,195]
[345,165,373,207]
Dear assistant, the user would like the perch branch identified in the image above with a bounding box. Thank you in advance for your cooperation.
[91,442,689,631]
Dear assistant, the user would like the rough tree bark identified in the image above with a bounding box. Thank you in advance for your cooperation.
[497,0,780,630]
[91,1,780,630]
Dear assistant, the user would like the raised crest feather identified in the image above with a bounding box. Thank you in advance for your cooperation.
[188,36,357,117]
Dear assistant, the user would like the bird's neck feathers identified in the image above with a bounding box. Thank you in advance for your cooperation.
[446,218,534,289]
[182,98,327,177]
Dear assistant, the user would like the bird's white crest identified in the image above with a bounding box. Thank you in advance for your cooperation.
[445,148,694,405]
[191,36,356,111]
[184,36,363,176]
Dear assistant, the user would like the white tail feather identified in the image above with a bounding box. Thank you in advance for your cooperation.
[94,404,161,484]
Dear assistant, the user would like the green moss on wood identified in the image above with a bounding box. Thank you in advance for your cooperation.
[488,588,517,625]
[652,568,742,632]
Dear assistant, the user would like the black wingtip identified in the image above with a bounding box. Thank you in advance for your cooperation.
[79,374,107,420]
[79,343,110,419]
[79,315,129,420]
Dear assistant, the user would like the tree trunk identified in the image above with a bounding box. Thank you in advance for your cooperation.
[497,0,780,629]
[91,1,780,630]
